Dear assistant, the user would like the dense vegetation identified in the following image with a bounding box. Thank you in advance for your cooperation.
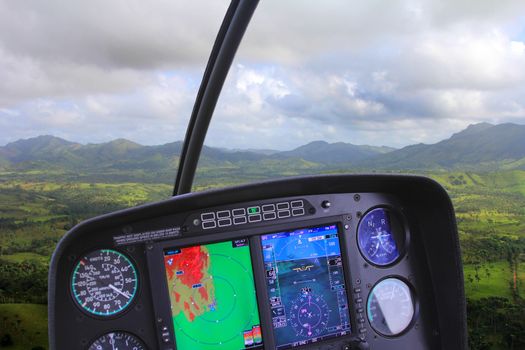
[0,170,524,349]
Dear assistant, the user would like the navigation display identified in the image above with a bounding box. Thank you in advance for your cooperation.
[164,239,263,350]
[261,224,351,349]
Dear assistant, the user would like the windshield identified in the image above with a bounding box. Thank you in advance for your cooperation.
[0,1,230,348]
[0,1,228,147]
[196,0,525,188]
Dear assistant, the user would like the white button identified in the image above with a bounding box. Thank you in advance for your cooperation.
[292,208,305,216]
[248,214,262,222]
[276,202,289,210]
[232,208,246,217]
[202,221,216,229]
[263,212,277,220]
[262,204,276,212]
[233,217,247,225]
[217,210,231,219]
[201,212,215,221]
[278,210,291,218]
[291,200,304,208]
[218,218,232,227]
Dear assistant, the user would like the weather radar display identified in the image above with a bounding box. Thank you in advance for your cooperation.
[164,239,263,350]
[261,224,351,349]
[357,208,404,266]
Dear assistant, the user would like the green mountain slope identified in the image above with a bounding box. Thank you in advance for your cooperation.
[360,123,525,170]
[1,122,524,178]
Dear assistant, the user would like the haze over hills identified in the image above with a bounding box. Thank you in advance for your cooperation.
[0,123,524,181]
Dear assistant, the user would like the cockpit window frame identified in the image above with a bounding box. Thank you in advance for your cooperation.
[173,0,259,196]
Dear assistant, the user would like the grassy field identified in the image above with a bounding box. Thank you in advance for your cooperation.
[517,261,525,299]
[464,262,513,299]
[0,252,49,264]
[0,304,48,350]
[0,170,524,349]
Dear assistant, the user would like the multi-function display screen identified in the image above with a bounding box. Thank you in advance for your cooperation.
[261,224,351,349]
[164,239,263,350]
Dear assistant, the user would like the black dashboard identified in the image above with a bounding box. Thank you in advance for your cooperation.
[48,174,467,350]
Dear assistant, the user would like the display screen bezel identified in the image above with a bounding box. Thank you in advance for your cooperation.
[162,238,264,350]
[259,223,353,349]
[145,215,356,350]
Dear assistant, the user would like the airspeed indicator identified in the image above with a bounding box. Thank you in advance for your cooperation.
[71,249,138,317]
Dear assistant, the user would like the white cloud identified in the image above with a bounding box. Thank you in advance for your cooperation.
[1,0,525,149]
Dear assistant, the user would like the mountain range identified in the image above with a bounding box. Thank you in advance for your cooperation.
[1,123,524,182]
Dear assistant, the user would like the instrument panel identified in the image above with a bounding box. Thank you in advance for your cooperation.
[48,174,467,350]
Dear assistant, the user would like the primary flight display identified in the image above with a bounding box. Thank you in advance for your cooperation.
[261,224,351,349]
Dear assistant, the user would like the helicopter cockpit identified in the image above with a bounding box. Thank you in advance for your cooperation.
[48,1,467,349]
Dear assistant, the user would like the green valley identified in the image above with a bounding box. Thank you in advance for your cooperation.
[1,125,525,349]
[0,170,524,349]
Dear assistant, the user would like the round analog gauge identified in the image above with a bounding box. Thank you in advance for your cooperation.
[357,207,405,266]
[88,331,146,350]
[289,291,329,338]
[71,249,138,317]
[367,278,415,336]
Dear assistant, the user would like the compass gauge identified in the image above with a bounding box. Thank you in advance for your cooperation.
[289,292,330,338]
[357,207,405,266]
[71,249,138,317]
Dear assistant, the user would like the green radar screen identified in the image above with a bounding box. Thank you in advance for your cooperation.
[164,239,263,350]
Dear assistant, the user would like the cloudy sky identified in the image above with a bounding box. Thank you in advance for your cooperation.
[1,0,525,150]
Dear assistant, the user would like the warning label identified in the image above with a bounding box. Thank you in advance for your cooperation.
[113,227,181,246]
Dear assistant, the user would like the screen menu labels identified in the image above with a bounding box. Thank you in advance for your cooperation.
[164,239,263,350]
[261,224,351,349]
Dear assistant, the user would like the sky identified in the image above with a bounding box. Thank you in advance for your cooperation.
[1,0,525,150]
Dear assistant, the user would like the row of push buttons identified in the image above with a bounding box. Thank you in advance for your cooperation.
[200,200,305,229]
[159,323,172,346]
[354,287,367,339]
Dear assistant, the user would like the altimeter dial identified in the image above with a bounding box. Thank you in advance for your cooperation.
[88,331,146,350]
